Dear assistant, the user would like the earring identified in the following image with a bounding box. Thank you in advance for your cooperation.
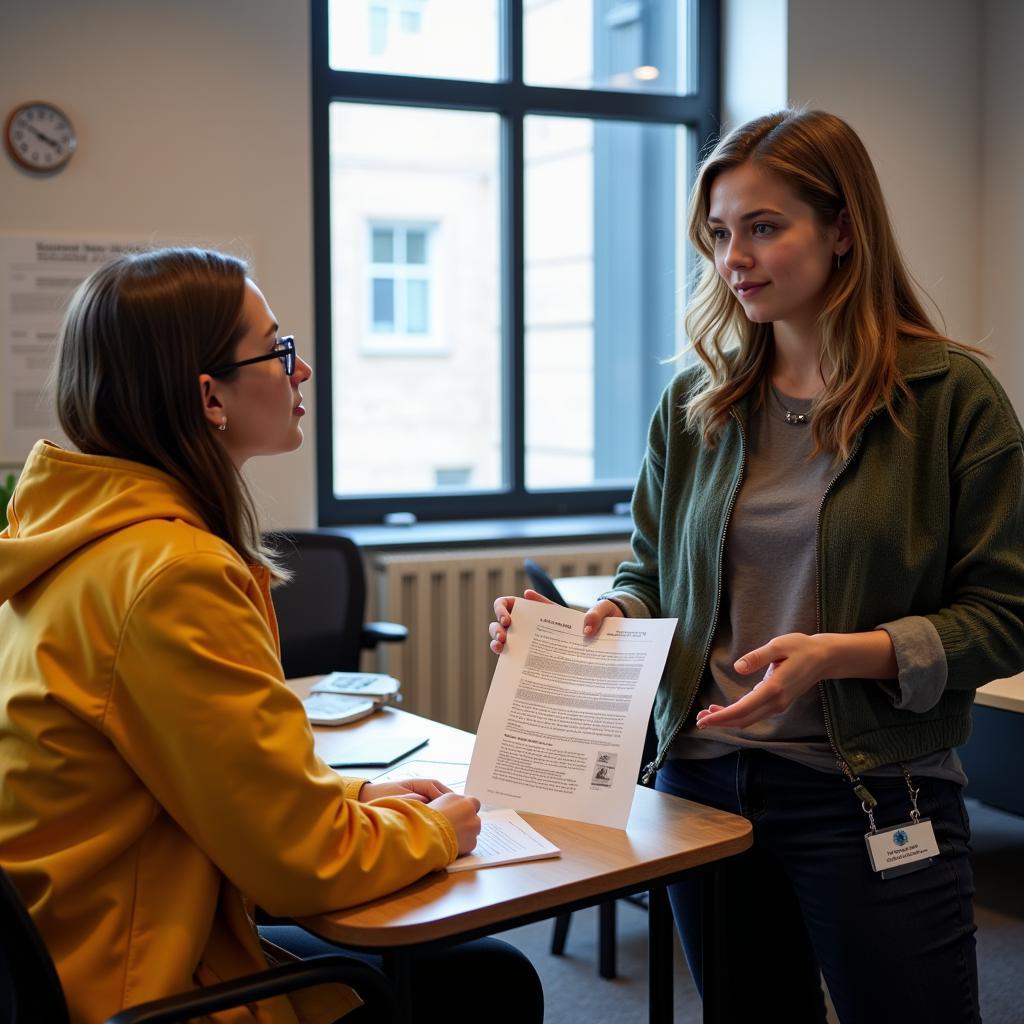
[836,252,843,271]
[218,420,227,432]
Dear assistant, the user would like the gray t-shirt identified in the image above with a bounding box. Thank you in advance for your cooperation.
[664,386,966,785]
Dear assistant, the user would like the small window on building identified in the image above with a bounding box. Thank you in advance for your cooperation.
[435,467,473,488]
[368,223,437,347]
[367,0,426,56]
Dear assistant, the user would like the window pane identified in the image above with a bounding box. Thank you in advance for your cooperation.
[524,115,688,490]
[371,277,395,329]
[330,103,502,497]
[405,230,428,264]
[399,9,422,33]
[405,279,429,333]
[524,0,692,95]
[372,227,394,263]
[329,0,500,83]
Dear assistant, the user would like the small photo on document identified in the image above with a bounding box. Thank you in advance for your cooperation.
[591,752,617,787]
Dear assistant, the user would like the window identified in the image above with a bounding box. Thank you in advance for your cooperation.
[368,0,426,56]
[313,0,720,522]
[368,222,437,346]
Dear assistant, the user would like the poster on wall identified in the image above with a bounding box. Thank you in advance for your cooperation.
[0,235,140,463]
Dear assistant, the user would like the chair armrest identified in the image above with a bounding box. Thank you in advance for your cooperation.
[361,621,408,649]
[104,954,396,1024]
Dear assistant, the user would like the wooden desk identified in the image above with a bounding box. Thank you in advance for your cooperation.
[288,677,752,1023]
[553,574,615,612]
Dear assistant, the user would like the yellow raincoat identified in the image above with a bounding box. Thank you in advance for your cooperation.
[0,441,458,1024]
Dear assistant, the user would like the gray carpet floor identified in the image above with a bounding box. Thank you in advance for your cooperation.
[497,798,1024,1022]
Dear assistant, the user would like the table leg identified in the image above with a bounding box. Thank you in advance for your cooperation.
[381,949,414,1023]
[700,863,725,1024]
[648,885,673,1024]
[598,899,617,979]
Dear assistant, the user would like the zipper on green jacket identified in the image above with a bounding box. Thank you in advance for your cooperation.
[641,408,748,785]
[814,413,875,774]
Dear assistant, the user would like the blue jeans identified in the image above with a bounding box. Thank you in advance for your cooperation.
[656,750,979,1023]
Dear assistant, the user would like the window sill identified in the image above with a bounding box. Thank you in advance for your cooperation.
[316,513,633,552]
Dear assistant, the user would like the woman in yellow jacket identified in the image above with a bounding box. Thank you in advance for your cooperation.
[0,248,543,1024]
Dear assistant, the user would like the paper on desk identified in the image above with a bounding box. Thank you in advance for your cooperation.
[465,599,677,829]
[446,808,559,872]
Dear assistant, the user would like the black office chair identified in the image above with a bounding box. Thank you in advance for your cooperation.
[523,558,656,978]
[523,558,569,605]
[268,530,407,678]
[0,864,397,1024]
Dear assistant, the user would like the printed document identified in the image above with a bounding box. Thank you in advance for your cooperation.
[465,598,677,828]
[446,808,560,872]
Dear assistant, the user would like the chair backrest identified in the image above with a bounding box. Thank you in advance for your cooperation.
[0,866,71,1024]
[269,531,368,677]
[523,559,568,607]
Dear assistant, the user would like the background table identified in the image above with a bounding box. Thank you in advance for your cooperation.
[553,574,614,611]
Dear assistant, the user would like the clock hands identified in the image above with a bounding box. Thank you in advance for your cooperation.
[23,123,61,150]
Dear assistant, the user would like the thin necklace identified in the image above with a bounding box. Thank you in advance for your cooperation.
[770,383,811,426]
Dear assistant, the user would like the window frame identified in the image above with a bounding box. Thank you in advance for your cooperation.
[312,0,720,524]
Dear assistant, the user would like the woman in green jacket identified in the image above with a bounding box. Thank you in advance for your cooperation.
[490,109,1024,1022]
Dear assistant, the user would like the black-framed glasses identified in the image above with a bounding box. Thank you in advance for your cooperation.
[207,336,296,377]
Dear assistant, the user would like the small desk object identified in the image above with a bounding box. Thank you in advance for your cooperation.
[288,677,752,1023]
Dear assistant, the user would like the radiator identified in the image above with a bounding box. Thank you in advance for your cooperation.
[364,543,631,731]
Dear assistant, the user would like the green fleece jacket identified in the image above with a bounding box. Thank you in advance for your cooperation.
[613,341,1024,776]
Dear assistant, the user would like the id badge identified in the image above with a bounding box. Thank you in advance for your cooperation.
[864,819,939,879]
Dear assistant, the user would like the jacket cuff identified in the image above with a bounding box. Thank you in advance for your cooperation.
[418,802,460,863]
[599,590,652,619]
[340,776,368,800]
[875,615,948,712]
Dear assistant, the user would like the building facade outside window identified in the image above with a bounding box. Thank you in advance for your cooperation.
[313,0,720,522]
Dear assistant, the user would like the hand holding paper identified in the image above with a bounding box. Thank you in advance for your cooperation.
[467,599,677,828]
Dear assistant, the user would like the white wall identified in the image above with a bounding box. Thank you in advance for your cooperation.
[3,1,1015,527]
[725,0,983,349]
[0,0,316,529]
[981,0,1024,413]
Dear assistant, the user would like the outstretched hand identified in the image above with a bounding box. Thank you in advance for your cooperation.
[695,633,829,730]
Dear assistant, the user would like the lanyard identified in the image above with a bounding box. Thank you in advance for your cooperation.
[837,758,938,878]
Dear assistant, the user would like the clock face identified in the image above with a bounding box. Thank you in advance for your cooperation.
[4,102,77,173]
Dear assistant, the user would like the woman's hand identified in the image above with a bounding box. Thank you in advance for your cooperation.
[694,630,898,730]
[429,793,482,855]
[487,590,625,654]
[359,778,452,803]
[695,633,830,730]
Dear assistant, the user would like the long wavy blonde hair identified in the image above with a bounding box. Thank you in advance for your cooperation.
[684,109,960,458]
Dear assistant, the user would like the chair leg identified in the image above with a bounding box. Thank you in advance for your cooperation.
[598,899,617,979]
[551,912,572,955]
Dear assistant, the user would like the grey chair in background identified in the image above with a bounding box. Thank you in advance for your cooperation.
[523,558,570,606]
[268,530,407,678]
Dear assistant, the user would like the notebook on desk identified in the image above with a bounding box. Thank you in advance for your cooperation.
[314,722,429,769]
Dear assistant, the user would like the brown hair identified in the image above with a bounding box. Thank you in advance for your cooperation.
[56,247,285,577]
[684,108,967,458]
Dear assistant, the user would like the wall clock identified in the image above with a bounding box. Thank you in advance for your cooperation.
[4,101,77,174]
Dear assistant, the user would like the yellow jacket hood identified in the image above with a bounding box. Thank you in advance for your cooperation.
[1,440,206,604]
